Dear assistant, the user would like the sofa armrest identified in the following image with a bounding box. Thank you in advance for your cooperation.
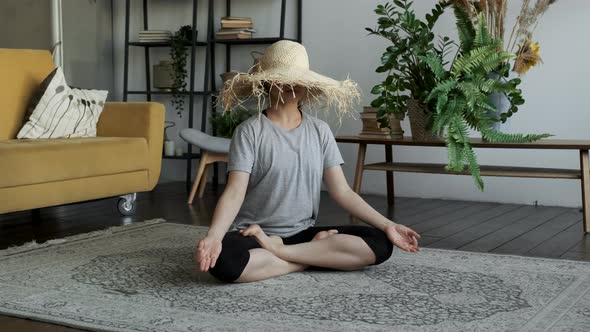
[97,102,165,189]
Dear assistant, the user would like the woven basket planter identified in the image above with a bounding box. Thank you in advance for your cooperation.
[407,99,442,141]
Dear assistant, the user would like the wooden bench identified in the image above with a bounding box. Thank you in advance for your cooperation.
[336,136,590,234]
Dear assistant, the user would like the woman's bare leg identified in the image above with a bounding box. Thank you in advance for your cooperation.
[235,230,339,283]
[241,225,376,270]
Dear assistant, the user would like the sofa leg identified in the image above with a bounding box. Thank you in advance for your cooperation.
[118,193,137,216]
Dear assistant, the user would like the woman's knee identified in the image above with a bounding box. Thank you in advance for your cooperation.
[208,251,249,283]
[359,228,394,266]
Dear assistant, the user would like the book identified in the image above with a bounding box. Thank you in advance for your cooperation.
[215,32,252,40]
[216,30,254,35]
[221,16,252,21]
[217,28,257,33]
[221,22,253,29]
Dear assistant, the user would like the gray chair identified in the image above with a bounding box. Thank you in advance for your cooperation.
[179,129,230,204]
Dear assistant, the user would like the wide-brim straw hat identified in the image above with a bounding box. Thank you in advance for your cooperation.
[218,40,360,117]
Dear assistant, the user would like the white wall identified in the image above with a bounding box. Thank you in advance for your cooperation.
[114,0,590,207]
[0,0,51,50]
[62,0,114,94]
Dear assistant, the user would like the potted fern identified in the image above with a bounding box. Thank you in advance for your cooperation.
[366,0,449,140]
[421,13,551,190]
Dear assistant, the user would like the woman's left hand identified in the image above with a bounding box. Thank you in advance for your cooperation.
[385,223,421,252]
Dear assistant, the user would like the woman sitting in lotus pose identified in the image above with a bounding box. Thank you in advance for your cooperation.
[196,40,420,283]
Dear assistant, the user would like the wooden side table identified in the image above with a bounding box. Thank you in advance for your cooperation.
[336,135,590,234]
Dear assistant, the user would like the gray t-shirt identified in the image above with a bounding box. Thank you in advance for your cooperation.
[227,110,345,237]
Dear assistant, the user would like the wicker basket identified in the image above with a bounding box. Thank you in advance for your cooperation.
[407,99,441,141]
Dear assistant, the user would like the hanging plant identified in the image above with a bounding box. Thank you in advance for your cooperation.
[169,25,193,117]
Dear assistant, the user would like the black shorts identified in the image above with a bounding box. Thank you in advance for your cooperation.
[209,225,394,283]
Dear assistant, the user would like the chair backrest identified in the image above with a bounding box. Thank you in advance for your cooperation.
[0,48,55,140]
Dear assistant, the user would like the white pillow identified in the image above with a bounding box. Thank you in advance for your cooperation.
[18,67,108,139]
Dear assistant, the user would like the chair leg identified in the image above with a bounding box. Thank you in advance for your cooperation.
[188,151,209,204]
[198,163,211,198]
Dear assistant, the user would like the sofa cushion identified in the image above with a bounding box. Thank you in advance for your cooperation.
[0,137,149,188]
[18,67,109,139]
[0,49,56,140]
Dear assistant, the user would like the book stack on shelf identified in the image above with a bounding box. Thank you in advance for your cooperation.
[215,16,256,40]
[359,107,404,138]
[138,30,171,42]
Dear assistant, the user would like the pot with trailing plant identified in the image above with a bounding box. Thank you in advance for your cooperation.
[366,0,449,141]
[420,12,551,190]
[169,25,197,117]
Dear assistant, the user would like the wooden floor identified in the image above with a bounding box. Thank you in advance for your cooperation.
[1,182,589,331]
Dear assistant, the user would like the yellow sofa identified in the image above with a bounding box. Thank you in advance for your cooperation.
[0,48,164,215]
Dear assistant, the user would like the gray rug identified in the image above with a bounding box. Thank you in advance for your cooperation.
[0,220,589,332]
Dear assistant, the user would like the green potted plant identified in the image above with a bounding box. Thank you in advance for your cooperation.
[449,0,558,129]
[210,109,257,139]
[421,13,551,190]
[366,0,449,140]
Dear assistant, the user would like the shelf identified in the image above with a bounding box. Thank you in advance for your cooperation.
[363,162,582,179]
[127,90,211,96]
[128,41,208,47]
[212,37,298,45]
[163,153,201,160]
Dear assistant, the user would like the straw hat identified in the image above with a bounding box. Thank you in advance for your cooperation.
[218,40,360,117]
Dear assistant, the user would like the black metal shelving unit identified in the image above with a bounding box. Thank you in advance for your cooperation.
[123,0,212,187]
[123,0,302,187]
[206,0,302,186]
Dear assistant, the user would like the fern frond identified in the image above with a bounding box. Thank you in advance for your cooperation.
[451,45,496,76]
[420,54,446,81]
[426,79,457,101]
[481,128,553,143]
[452,5,475,54]
[473,13,491,48]
[462,143,483,190]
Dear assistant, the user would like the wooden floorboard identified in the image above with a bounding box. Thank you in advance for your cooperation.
[491,211,582,255]
[458,207,569,252]
[527,221,588,258]
[1,181,589,332]
[426,205,539,250]
[423,203,522,238]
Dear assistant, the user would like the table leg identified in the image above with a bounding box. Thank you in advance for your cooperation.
[353,143,367,193]
[385,145,394,207]
[580,150,590,233]
[351,143,367,224]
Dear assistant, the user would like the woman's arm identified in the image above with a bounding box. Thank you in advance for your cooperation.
[196,170,250,271]
[207,171,250,237]
[323,165,420,252]
[323,166,393,231]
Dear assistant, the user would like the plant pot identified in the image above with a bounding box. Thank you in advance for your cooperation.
[359,107,403,139]
[220,71,239,84]
[486,72,513,132]
[407,99,441,141]
[153,60,174,91]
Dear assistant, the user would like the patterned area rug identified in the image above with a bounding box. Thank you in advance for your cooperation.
[0,220,589,332]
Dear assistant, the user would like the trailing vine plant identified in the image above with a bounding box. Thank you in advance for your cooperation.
[169,25,193,117]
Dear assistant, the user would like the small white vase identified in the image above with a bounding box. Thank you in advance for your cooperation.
[164,141,175,157]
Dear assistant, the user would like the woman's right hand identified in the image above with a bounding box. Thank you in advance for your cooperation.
[195,235,222,272]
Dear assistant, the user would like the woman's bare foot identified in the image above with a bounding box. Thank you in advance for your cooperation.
[240,225,284,254]
[312,229,338,241]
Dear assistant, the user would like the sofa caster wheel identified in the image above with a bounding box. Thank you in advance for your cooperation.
[118,193,137,216]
